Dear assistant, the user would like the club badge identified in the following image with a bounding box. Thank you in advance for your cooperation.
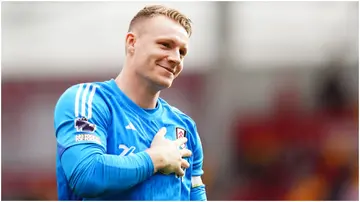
[176,127,187,149]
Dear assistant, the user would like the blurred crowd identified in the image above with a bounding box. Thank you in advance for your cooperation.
[228,63,358,200]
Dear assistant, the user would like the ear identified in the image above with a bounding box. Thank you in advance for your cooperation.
[125,32,136,55]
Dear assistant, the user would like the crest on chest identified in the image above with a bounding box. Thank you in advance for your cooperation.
[175,127,187,149]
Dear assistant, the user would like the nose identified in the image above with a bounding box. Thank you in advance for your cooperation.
[167,50,181,66]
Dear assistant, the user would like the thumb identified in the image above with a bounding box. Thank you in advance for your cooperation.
[153,127,167,140]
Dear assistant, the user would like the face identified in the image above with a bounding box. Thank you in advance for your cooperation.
[126,15,189,90]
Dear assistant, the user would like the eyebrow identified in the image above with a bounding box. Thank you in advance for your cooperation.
[157,37,188,49]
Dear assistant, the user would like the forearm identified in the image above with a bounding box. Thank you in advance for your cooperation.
[61,144,154,198]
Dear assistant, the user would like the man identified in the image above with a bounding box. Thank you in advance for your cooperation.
[54,5,206,200]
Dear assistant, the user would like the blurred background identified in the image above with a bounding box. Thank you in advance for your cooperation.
[2,1,358,200]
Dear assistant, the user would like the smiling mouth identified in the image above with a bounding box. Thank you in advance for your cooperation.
[157,64,174,74]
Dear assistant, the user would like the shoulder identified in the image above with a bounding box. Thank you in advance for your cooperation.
[56,82,109,106]
[55,81,111,120]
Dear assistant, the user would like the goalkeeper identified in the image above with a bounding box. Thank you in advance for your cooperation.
[54,4,206,201]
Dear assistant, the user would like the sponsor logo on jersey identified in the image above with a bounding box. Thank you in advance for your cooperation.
[176,127,187,149]
[118,144,136,156]
[125,122,136,130]
[75,134,101,144]
[74,117,96,132]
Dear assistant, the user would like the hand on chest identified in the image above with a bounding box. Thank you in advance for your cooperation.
[111,119,191,156]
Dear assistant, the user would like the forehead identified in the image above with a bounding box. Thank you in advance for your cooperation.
[140,15,189,45]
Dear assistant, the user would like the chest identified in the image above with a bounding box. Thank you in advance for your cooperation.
[106,108,191,155]
[103,108,193,200]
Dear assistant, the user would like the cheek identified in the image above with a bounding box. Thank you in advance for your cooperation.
[174,64,184,77]
[136,43,157,59]
[145,48,166,62]
[135,51,155,71]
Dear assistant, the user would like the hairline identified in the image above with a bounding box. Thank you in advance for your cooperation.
[129,15,190,38]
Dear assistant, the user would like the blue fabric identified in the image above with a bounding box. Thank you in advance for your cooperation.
[54,79,206,200]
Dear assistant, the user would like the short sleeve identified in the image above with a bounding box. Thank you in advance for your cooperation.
[54,83,110,156]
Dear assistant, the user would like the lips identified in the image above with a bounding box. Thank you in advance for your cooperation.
[157,64,175,74]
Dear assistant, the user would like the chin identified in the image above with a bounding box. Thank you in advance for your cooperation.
[153,77,173,90]
[157,80,173,89]
[147,70,175,90]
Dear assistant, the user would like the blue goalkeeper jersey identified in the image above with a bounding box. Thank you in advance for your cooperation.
[54,79,206,200]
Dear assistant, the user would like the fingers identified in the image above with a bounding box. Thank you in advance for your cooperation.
[180,149,192,158]
[181,159,190,169]
[175,137,187,147]
[175,166,185,177]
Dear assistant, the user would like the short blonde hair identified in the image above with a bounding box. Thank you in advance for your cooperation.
[128,5,192,37]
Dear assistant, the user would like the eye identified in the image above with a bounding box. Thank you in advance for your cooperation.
[179,49,187,57]
[160,42,171,48]
[179,49,186,57]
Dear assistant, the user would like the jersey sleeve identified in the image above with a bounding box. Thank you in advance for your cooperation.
[190,123,207,200]
[54,83,155,198]
[190,123,204,177]
[54,83,110,155]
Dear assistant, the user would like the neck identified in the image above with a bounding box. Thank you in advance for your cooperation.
[115,64,160,109]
